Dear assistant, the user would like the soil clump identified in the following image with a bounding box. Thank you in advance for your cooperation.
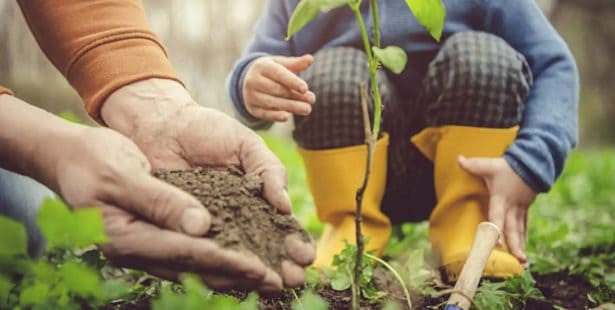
[154,167,310,275]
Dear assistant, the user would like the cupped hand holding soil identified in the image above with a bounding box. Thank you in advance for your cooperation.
[154,167,315,290]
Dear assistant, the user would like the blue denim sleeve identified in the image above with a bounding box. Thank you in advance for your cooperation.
[483,0,580,192]
[226,0,297,130]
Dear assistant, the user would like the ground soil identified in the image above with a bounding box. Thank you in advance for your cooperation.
[103,261,612,310]
[154,167,311,275]
[110,167,614,309]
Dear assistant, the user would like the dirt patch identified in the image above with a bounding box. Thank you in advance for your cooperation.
[154,167,310,274]
[530,271,600,309]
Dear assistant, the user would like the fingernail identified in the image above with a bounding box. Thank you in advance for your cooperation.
[180,208,210,235]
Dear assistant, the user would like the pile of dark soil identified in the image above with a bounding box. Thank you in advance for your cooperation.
[154,167,311,274]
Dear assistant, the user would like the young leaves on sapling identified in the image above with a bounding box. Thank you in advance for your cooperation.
[326,241,386,302]
[287,0,351,39]
[372,46,408,74]
[404,0,446,41]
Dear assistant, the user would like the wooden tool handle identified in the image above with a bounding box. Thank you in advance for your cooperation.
[445,222,501,310]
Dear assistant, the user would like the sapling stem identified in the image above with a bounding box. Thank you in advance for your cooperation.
[350,2,384,309]
[370,0,381,49]
[354,83,374,310]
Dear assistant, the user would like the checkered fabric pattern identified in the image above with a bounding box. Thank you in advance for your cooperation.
[293,32,533,223]
[294,47,394,149]
[421,32,533,128]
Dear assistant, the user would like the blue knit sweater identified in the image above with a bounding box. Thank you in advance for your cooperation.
[227,0,579,193]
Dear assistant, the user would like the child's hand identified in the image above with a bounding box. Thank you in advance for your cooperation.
[242,55,316,122]
[458,155,537,266]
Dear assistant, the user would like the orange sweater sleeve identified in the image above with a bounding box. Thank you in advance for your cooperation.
[17,0,181,124]
[0,86,13,96]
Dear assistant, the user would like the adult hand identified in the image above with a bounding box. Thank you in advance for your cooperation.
[101,78,315,287]
[50,126,284,292]
[242,54,315,122]
[458,155,536,266]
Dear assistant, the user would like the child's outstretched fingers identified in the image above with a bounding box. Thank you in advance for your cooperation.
[242,55,315,121]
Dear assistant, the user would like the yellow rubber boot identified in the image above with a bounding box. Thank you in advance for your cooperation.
[298,134,391,268]
[411,126,524,281]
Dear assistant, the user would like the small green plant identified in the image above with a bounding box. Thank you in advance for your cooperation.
[323,241,386,303]
[286,1,446,308]
[152,274,258,309]
[291,289,329,310]
[0,198,126,309]
[473,271,544,310]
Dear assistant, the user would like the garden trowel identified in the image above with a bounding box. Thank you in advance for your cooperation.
[444,221,502,310]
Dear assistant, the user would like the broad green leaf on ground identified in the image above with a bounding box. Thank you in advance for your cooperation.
[152,274,253,309]
[373,46,408,74]
[382,300,401,310]
[287,0,350,39]
[473,281,511,310]
[401,249,432,292]
[60,261,101,299]
[19,282,50,306]
[37,198,75,248]
[0,276,12,307]
[37,198,108,248]
[0,217,27,256]
[236,292,259,310]
[99,280,131,302]
[292,290,329,310]
[305,267,322,289]
[71,209,109,246]
[404,0,446,41]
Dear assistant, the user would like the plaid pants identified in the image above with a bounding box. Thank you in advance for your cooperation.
[294,32,533,223]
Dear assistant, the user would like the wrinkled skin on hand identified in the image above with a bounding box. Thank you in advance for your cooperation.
[101,78,315,290]
[50,126,285,292]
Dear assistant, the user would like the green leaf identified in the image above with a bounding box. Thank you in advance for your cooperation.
[59,262,101,299]
[37,198,75,248]
[372,46,408,74]
[151,284,185,310]
[237,292,259,310]
[292,290,328,310]
[72,209,109,247]
[382,300,401,310]
[329,269,351,291]
[305,267,321,289]
[404,0,446,41]
[0,275,12,307]
[37,198,108,248]
[58,111,81,124]
[19,282,49,306]
[0,217,28,256]
[99,280,131,302]
[287,0,350,39]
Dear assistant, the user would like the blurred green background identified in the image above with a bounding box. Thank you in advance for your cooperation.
[0,0,614,147]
